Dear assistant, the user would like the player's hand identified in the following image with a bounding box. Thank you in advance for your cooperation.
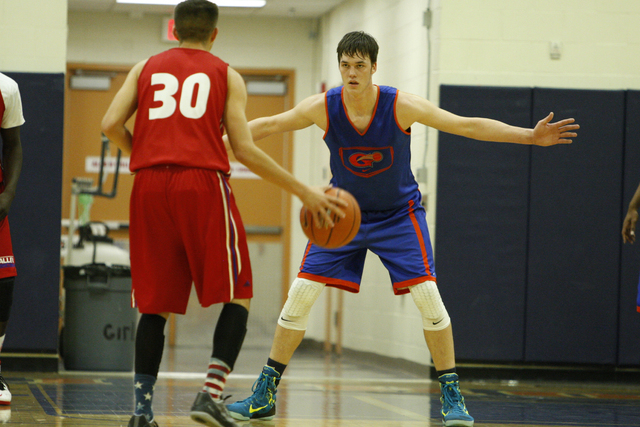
[622,210,638,244]
[300,185,347,229]
[532,112,579,146]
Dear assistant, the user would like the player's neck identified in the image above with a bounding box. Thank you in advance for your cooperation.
[179,41,211,51]
[343,83,377,114]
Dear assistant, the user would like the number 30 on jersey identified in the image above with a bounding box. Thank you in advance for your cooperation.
[149,72,210,120]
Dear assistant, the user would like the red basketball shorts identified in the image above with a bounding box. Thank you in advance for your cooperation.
[129,166,253,314]
[0,217,17,279]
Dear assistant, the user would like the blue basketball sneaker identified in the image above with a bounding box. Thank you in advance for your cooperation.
[439,373,474,427]
[227,366,278,421]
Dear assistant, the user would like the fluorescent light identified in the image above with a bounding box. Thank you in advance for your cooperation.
[116,0,266,7]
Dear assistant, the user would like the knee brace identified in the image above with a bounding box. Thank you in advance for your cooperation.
[409,280,450,331]
[277,278,325,331]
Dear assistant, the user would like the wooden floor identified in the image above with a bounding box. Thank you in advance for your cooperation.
[3,345,640,426]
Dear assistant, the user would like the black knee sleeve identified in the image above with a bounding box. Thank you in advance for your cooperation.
[135,314,167,377]
[212,303,248,370]
[0,277,15,323]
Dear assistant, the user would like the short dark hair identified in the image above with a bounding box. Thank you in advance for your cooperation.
[174,0,219,43]
[336,31,378,64]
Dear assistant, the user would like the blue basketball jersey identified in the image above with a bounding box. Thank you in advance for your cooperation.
[324,85,420,211]
[297,85,436,294]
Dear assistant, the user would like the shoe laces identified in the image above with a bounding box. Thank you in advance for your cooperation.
[440,381,465,412]
[0,376,6,391]
[248,372,277,403]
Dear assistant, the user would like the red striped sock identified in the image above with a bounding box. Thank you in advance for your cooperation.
[202,358,230,401]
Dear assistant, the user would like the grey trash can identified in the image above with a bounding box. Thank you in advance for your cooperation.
[62,263,136,371]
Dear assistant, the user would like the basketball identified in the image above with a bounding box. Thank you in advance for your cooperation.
[299,187,361,249]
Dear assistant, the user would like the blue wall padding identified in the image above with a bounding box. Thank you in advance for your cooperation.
[4,72,64,352]
[525,88,624,364]
[436,85,532,362]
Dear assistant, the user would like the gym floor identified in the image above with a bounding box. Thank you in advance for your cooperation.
[3,343,640,427]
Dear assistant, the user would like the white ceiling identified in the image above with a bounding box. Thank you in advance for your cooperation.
[68,0,346,18]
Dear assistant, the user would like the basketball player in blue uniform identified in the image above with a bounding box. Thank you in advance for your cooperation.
[621,180,640,313]
[227,31,579,427]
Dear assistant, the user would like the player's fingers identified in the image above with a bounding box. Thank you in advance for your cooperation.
[540,112,554,125]
[558,122,579,131]
[552,118,576,127]
[329,195,348,209]
[559,132,578,138]
[316,208,334,228]
[556,139,573,144]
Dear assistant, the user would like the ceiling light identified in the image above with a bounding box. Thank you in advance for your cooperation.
[116,0,266,7]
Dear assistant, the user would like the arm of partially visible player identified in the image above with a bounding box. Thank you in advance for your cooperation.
[0,126,23,221]
[397,91,579,146]
[101,60,147,155]
[623,181,640,244]
[224,68,345,227]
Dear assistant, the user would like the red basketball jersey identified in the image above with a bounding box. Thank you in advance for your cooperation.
[130,48,230,173]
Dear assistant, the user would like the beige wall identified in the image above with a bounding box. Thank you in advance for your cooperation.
[437,0,640,89]
[0,0,67,72]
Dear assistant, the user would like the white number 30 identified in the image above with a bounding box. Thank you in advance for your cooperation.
[148,72,211,120]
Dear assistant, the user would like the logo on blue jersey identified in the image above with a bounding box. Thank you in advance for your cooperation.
[340,146,394,177]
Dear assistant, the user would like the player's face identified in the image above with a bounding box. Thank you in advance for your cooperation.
[339,53,377,93]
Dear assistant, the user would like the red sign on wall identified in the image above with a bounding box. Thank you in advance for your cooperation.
[163,17,178,42]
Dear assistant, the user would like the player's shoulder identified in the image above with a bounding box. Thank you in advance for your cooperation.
[395,90,426,110]
[297,92,326,113]
[0,73,19,93]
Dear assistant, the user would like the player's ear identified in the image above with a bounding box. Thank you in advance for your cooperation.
[210,27,219,44]
[172,26,180,41]
[371,62,377,75]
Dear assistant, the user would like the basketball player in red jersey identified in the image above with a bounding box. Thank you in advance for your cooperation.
[0,72,24,409]
[102,2,344,427]
[226,31,579,427]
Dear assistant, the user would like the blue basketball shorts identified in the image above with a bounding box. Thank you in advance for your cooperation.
[298,196,436,295]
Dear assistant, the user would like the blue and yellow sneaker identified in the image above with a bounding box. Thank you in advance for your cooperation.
[439,373,474,427]
[227,366,278,421]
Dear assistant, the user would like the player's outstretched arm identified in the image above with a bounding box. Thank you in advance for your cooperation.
[101,60,147,155]
[623,181,640,244]
[398,92,579,146]
[222,92,324,148]
[224,68,345,227]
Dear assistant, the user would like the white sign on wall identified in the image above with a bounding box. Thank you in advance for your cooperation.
[85,156,131,174]
[230,161,259,179]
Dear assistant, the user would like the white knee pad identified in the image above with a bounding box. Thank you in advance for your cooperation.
[409,281,451,331]
[277,278,325,331]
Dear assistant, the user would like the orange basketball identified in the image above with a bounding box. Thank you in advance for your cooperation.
[300,187,361,249]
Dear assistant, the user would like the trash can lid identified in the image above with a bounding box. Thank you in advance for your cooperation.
[63,263,132,291]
